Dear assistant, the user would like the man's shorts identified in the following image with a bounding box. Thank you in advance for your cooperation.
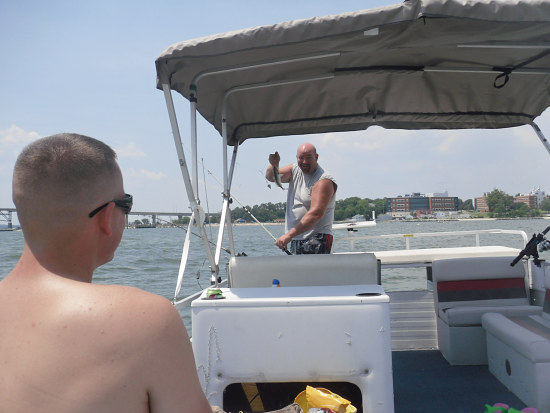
[290,233,333,255]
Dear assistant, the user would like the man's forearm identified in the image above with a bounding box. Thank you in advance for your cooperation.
[286,209,323,239]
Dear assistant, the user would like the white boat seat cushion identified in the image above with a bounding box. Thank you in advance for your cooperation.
[441,305,539,326]
[228,252,379,288]
[433,256,531,320]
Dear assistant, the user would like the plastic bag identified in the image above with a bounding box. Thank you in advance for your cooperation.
[294,386,356,413]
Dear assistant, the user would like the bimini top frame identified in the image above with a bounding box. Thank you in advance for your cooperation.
[156,0,550,300]
[157,0,550,145]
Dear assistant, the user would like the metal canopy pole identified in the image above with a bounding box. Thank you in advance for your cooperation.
[224,144,239,255]
[161,84,218,281]
[192,52,340,87]
[531,121,550,156]
[162,84,198,204]
[190,85,199,200]
[213,102,234,275]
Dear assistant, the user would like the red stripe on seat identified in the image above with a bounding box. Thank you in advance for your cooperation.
[437,278,524,292]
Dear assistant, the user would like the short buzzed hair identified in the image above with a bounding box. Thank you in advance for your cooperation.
[13,133,118,227]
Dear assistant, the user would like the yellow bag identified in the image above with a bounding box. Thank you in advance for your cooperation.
[294,386,357,413]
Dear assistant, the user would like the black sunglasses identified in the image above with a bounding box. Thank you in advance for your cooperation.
[88,194,133,218]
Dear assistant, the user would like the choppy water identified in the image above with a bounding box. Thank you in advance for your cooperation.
[2,218,550,333]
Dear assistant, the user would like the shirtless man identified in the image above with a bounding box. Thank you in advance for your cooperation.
[0,133,211,413]
[266,142,337,254]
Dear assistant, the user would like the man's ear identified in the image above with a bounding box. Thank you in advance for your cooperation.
[97,202,115,237]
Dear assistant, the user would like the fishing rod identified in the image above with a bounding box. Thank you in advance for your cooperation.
[174,139,291,255]
[204,161,292,255]
[234,201,292,255]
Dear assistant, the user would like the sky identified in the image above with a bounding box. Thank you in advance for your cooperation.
[2,0,550,217]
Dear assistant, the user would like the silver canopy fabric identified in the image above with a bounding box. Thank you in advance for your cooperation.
[156,0,550,146]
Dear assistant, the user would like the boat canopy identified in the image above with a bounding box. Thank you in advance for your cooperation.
[156,0,550,146]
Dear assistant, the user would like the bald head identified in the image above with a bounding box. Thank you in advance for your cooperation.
[297,142,317,156]
[296,142,319,174]
[13,133,120,237]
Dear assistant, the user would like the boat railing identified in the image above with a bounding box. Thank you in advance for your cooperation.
[333,228,529,253]
[174,229,529,309]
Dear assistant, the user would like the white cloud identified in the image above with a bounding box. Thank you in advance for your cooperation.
[139,169,166,180]
[122,167,166,181]
[0,125,41,155]
[115,142,146,158]
[0,125,42,207]
[435,134,459,154]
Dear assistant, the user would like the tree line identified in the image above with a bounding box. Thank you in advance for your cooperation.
[166,188,550,225]
[484,188,550,218]
[227,197,387,223]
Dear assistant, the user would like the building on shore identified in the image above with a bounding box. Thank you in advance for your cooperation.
[531,186,546,207]
[514,194,537,209]
[385,192,458,218]
[475,194,490,212]
[476,187,546,212]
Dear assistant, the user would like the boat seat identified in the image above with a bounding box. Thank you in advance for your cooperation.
[482,271,550,412]
[228,252,380,288]
[432,256,540,365]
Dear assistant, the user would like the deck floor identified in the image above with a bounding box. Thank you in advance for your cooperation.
[393,350,525,413]
[389,290,525,413]
[389,290,438,350]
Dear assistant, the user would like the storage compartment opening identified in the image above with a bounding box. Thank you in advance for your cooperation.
[223,381,362,413]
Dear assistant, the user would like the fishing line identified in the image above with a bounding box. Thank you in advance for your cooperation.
[201,157,214,240]
[173,140,290,255]
[156,217,232,255]
[204,165,292,255]
[259,166,271,189]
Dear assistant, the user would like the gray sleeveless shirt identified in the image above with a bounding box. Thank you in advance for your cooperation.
[285,164,337,241]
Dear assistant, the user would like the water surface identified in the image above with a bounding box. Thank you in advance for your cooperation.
[2,218,549,332]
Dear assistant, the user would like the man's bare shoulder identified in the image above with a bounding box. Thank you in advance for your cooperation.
[0,274,181,340]
[312,178,336,194]
[86,283,182,333]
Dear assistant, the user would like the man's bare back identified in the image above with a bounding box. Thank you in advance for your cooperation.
[2,134,211,413]
[0,271,205,412]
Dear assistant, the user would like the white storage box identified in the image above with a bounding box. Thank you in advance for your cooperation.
[191,284,394,413]
[483,312,550,412]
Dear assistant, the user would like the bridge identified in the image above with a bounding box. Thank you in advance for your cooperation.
[0,208,220,229]
[129,211,191,227]
[0,208,16,229]
[129,211,221,227]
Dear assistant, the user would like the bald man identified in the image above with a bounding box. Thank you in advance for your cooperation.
[266,143,337,254]
[0,133,211,413]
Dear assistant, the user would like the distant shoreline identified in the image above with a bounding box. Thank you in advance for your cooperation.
[139,216,550,229]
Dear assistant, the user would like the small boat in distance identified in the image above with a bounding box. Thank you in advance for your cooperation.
[333,212,376,231]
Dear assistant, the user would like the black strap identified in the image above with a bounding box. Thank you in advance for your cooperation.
[494,48,550,89]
